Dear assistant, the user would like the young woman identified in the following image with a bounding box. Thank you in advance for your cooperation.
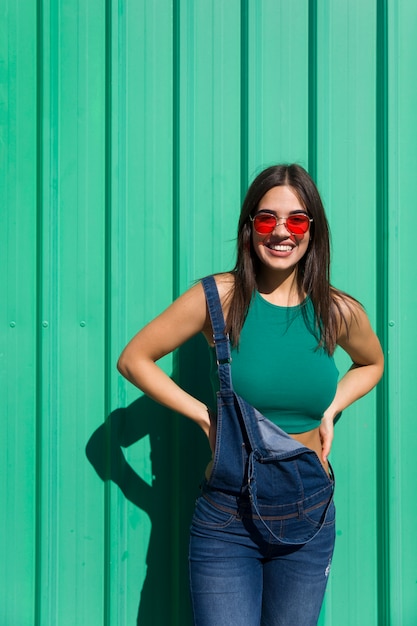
[117,164,384,625]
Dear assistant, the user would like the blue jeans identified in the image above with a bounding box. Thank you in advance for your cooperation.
[191,277,336,625]
[189,485,335,626]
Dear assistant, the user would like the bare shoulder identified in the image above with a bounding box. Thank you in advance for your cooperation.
[201,272,235,344]
[213,272,235,304]
[168,272,234,319]
[117,273,236,364]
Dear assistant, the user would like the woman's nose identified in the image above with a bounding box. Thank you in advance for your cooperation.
[273,218,291,234]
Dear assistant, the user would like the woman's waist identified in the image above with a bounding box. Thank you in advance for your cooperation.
[204,425,331,483]
[201,478,333,519]
[257,408,322,434]
[290,427,330,476]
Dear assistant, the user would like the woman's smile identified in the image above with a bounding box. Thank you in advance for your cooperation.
[264,240,296,255]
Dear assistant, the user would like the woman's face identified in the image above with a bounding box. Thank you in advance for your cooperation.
[251,185,311,275]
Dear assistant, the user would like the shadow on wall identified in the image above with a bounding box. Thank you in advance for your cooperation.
[86,334,213,625]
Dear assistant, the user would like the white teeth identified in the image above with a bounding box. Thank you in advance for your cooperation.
[269,244,293,251]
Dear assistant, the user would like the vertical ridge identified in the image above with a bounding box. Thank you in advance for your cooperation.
[104,0,112,624]
[376,0,390,624]
[308,0,317,179]
[171,2,181,622]
[172,0,180,301]
[35,0,43,623]
[240,0,249,199]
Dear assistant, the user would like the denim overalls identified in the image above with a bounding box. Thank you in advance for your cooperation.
[189,277,336,626]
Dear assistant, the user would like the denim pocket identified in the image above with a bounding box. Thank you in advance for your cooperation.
[273,498,334,545]
[304,498,336,528]
[191,495,237,530]
[272,497,335,546]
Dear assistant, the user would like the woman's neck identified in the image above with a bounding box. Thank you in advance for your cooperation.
[255,269,303,307]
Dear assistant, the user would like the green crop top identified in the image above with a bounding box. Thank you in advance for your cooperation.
[209,291,339,434]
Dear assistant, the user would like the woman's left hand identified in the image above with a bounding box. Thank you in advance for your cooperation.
[319,413,335,463]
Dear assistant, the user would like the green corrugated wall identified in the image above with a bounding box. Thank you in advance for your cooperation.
[1,1,416,624]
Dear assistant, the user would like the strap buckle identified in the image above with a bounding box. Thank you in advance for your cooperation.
[216,357,232,366]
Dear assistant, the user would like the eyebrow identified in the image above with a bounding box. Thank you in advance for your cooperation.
[256,209,309,215]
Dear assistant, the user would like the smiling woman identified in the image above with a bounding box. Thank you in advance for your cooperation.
[250,186,312,277]
[117,163,384,626]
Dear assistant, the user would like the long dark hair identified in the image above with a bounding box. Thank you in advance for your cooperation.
[226,164,351,354]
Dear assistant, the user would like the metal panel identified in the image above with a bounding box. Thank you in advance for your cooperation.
[106,2,176,623]
[36,1,107,624]
[0,2,38,624]
[314,2,380,624]
[245,0,310,175]
[386,2,417,624]
[2,0,417,624]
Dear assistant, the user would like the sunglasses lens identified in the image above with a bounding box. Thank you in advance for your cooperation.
[253,213,311,235]
[286,215,310,234]
[253,214,276,234]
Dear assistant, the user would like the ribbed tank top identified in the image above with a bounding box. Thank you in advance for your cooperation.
[210,291,339,434]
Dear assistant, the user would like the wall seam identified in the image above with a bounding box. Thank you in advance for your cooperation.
[376,0,390,623]
[35,0,43,623]
[172,1,181,622]
[173,0,180,301]
[104,0,112,624]
[308,0,317,179]
[240,0,249,200]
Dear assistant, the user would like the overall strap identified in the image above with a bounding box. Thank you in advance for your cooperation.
[201,276,233,392]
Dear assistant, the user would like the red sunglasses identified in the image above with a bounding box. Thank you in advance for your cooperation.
[250,212,313,235]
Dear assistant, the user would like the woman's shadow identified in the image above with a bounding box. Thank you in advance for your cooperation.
[86,334,213,625]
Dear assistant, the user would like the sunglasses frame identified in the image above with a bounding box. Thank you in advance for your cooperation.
[250,211,313,235]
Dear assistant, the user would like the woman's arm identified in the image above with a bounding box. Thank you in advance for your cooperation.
[117,281,212,437]
[320,301,384,461]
